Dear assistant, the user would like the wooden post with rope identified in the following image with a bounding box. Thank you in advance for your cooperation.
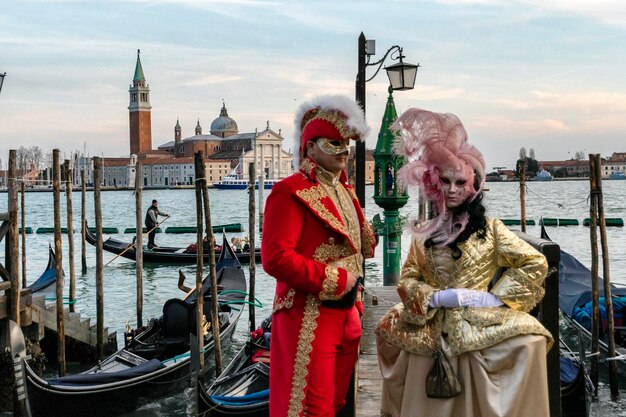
[193,151,206,373]
[81,168,87,274]
[258,172,264,234]
[7,149,20,325]
[20,181,26,288]
[135,161,143,327]
[64,160,77,313]
[93,156,104,360]
[200,152,222,376]
[588,154,600,399]
[53,149,66,376]
[248,162,256,333]
[591,153,619,400]
[519,161,527,233]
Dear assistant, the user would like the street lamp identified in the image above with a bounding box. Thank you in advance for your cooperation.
[372,87,409,284]
[355,32,419,207]
[0,72,6,95]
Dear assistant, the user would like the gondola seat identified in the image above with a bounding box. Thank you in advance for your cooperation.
[48,359,163,386]
[161,298,196,355]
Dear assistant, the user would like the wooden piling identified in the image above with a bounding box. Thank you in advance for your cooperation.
[520,161,527,233]
[135,162,143,328]
[20,181,26,288]
[53,149,66,376]
[7,150,20,325]
[81,169,87,274]
[591,154,620,400]
[200,154,221,375]
[258,173,264,234]
[248,163,256,333]
[64,160,76,313]
[193,152,205,371]
[93,157,104,360]
[588,154,600,398]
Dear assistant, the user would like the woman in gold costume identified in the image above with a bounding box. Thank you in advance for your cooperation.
[375,108,553,417]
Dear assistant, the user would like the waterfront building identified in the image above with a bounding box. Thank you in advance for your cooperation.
[602,152,626,178]
[66,51,295,189]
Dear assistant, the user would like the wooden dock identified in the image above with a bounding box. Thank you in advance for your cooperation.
[0,293,117,354]
[356,286,399,417]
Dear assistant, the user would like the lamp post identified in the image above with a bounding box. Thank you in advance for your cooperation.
[0,72,6,95]
[355,32,419,207]
[373,87,409,285]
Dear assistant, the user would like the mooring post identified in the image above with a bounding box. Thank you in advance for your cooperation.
[81,168,87,274]
[53,149,66,376]
[193,152,206,372]
[20,181,26,289]
[93,157,104,360]
[64,160,76,313]
[592,154,620,400]
[258,173,264,234]
[7,149,20,325]
[135,161,143,328]
[520,161,527,233]
[588,154,600,399]
[248,162,256,333]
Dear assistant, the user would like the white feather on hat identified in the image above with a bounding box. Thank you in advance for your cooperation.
[292,94,369,168]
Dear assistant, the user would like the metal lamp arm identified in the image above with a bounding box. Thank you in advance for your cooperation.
[365,45,403,83]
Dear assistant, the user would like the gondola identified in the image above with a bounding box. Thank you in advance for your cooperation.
[85,222,261,264]
[540,224,626,370]
[198,316,271,417]
[559,335,592,417]
[24,234,247,417]
[27,245,63,297]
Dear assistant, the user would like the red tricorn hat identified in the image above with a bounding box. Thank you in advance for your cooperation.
[293,95,369,167]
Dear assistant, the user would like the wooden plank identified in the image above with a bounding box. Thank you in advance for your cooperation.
[356,287,399,417]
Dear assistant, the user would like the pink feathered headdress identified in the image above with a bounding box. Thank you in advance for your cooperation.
[392,108,486,244]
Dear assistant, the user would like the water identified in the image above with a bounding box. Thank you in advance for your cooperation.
[1,180,625,415]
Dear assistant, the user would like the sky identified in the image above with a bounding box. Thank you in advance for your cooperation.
[2,0,626,170]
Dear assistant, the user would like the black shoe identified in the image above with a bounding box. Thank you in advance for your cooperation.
[147,243,155,249]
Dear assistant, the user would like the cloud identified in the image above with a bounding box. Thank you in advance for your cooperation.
[181,75,244,86]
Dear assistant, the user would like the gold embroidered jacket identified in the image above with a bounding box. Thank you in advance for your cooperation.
[262,157,376,313]
[376,218,553,356]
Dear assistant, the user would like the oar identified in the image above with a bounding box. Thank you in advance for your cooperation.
[104,216,171,266]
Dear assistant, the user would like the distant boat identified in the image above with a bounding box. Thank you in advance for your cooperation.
[213,175,279,190]
[607,171,626,180]
[214,165,279,190]
[534,169,554,182]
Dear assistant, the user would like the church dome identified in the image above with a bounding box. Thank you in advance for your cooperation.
[210,102,238,137]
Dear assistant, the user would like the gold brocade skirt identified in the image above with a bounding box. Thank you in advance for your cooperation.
[377,334,549,417]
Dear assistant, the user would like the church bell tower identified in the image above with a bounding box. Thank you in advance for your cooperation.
[128,49,152,155]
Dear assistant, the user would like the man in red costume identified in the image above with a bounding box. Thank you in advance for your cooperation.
[262,95,377,417]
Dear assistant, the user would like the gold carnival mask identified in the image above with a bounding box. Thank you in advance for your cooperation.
[316,137,350,155]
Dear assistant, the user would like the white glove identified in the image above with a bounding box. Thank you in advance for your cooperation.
[429,288,503,308]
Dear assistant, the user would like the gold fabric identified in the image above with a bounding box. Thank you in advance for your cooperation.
[377,334,550,417]
[312,166,364,300]
[287,294,321,417]
[376,218,552,356]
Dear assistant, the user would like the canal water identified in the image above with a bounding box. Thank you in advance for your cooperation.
[1,180,625,415]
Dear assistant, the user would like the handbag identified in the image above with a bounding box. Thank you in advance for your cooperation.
[425,347,463,398]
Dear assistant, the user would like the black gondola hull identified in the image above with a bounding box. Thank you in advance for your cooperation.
[25,234,246,417]
[85,223,261,264]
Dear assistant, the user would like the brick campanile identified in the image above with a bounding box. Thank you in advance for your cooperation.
[128,49,152,155]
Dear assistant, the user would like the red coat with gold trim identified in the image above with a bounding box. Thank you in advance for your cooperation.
[262,157,376,313]
[261,158,376,416]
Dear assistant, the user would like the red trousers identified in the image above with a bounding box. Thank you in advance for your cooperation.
[270,305,362,417]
